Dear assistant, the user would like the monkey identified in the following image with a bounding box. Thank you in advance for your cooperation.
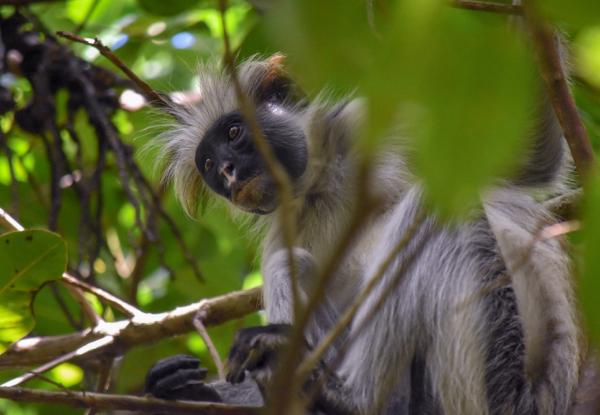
[144,43,581,415]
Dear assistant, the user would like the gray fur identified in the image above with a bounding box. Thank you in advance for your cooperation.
[212,378,264,406]
[154,55,580,414]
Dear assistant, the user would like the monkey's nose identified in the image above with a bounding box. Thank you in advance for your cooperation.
[218,162,236,188]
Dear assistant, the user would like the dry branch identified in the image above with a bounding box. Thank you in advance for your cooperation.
[56,31,174,111]
[2,336,114,387]
[0,287,262,368]
[0,386,260,415]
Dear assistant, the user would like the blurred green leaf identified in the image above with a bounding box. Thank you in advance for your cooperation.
[580,172,600,340]
[138,0,201,17]
[0,230,67,353]
[575,26,600,90]
[539,0,600,28]
[48,363,83,387]
[368,5,535,216]
[267,0,375,93]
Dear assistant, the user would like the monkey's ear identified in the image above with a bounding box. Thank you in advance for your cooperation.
[257,54,305,104]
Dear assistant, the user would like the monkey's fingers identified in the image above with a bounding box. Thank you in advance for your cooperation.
[145,355,204,393]
[151,368,217,401]
[227,347,262,384]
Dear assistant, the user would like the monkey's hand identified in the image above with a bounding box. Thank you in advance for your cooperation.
[145,355,222,402]
[226,323,292,390]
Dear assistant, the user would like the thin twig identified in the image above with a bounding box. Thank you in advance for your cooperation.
[63,282,103,326]
[49,282,83,330]
[451,0,522,14]
[0,387,260,415]
[296,211,426,380]
[1,336,114,387]
[217,0,302,317]
[75,0,101,34]
[193,314,225,381]
[267,162,380,415]
[85,357,115,415]
[0,206,25,231]
[62,273,143,318]
[56,31,173,110]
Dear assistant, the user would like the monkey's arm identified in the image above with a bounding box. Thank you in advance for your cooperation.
[226,248,318,392]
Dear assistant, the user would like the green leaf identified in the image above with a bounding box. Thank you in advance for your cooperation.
[539,0,600,28]
[574,26,600,91]
[364,5,535,217]
[0,230,67,353]
[266,0,375,94]
[580,172,600,340]
[138,0,201,17]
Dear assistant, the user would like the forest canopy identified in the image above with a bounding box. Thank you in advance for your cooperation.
[0,0,599,414]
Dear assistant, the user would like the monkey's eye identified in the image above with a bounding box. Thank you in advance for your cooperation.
[228,125,241,141]
[204,158,214,172]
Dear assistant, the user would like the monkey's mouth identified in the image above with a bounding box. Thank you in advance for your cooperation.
[231,175,277,215]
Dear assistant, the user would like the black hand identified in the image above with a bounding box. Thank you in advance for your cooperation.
[145,354,222,402]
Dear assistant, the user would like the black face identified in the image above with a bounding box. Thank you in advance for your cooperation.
[195,101,307,214]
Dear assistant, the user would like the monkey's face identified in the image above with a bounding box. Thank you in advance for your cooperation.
[195,102,307,214]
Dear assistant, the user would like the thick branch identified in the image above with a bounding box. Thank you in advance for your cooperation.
[0,387,259,415]
[0,287,262,368]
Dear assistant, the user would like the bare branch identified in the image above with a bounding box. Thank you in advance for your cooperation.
[61,273,143,318]
[84,357,116,415]
[194,315,225,381]
[0,206,24,231]
[0,287,262,368]
[0,387,260,415]
[56,31,173,111]
[1,336,114,387]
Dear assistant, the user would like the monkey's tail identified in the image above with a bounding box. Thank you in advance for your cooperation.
[511,0,570,191]
[511,94,568,189]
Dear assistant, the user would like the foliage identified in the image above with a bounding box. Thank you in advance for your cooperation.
[0,0,599,414]
[0,230,66,353]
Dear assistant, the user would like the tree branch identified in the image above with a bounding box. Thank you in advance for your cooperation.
[0,287,262,368]
[2,336,114,387]
[61,273,143,318]
[0,387,260,415]
[194,315,225,381]
[56,31,173,111]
